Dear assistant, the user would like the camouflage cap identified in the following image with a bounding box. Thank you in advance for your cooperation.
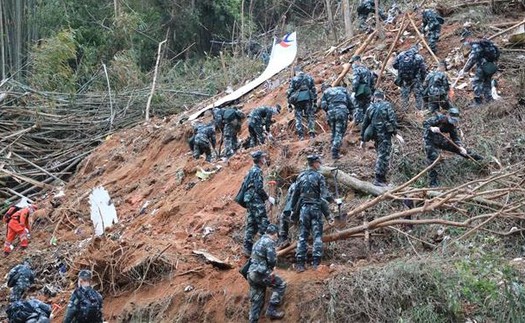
[266,224,278,234]
[251,150,267,161]
[307,154,322,164]
[350,55,361,63]
[78,270,92,280]
[449,107,460,117]
[373,89,385,98]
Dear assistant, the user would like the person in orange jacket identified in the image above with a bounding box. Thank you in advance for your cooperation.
[3,204,37,256]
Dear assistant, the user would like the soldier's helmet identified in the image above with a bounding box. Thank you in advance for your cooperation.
[448,107,460,124]
[78,270,92,280]
[373,89,385,99]
[307,154,322,165]
[251,150,267,162]
[350,55,361,64]
[410,44,420,53]
[266,224,278,235]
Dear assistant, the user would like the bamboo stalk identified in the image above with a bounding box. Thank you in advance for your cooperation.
[145,39,167,121]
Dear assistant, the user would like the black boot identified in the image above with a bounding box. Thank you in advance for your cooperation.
[473,97,483,106]
[331,148,340,159]
[295,262,305,273]
[266,304,285,320]
[312,257,321,270]
[309,132,316,139]
[373,174,387,187]
[429,177,439,188]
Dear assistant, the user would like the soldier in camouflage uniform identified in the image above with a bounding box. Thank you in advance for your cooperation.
[424,108,483,187]
[357,0,387,31]
[7,260,35,302]
[63,270,103,323]
[460,39,500,105]
[422,9,444,53]
[394,46,427,110]
[192,123,216,162]
[350,55,376,125]
[7,298,52,323]
[320,83,354,159]
[423,61,452,113]
[287,68,317,140]
[242,151,275,256]
[277,182,297,249]
[291,155,337,272]
[247,224,286,322]
[248,105,281,147]
[360,90,402,186]
[222,106,246,158]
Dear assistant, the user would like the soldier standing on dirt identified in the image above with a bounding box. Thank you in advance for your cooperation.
[320,83,354,159]
[241,151,275,256]
[247,105,281,147]
[423,61,453,113]
[393,45,427,111]
[357,0,387,31]
[222,105,246,158]
[63,270,103,323]
[423,108,483,187]
[459,38,500,106]
[247,224,286,322]
[291,155,338,272]
[422,9,445,53]
[350,55,376,126]
[360,90,404,187]
[287,67,317,140]
[7,260,35,302]
[191,123,216,162]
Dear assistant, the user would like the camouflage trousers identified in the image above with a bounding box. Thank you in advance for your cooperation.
[473,66,493,104]
[278,211,291,241]
[294,101,315,138]
[425,135,463,186]
[375,133,393,179]
[400,78,424,110]
[327,109,349,155]
[10,282,30,302]
[244,202,269,254]
[353,95,371,125]
[426,94,452,113]
[193,139,212,162]
[296,204,324,264]
[248,118,265,147]
[223,124,239,158]
[248,271,286,323]
[425,28,441,52]
[26,314,51,323]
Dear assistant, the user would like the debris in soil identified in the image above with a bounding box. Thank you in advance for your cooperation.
[193,250,233,269]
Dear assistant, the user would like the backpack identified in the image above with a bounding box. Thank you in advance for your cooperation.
[479,40,500,62]
[397,51,416,79]
[234,175,251,208]
[288,75,312,104]
[77,288,102,323]
[239,258,252,280]
[6,300,34,323]
[3,205,20,223]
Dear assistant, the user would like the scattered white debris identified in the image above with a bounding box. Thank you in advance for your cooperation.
[184,285,194,292]
[89,186,118,236]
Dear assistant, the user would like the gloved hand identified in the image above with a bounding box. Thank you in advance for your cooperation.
[335,198,343,205]
[424,26,429,32]
[359,141,365,149]
[268,196,276,205]
[430,126,441,133]
[395,134,405,144]
[24,228,30,239]
[459,147,467,156]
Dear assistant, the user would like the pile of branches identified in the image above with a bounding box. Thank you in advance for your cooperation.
[0,79,180,208]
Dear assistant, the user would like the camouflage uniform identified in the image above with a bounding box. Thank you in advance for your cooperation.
[248,234,286,323]
[63,286,104,323]
[422,9,444,53]
[222,107,246,158]
[192,124,216,162]
[361,98,398,185]
[291,168,333,267]
[242,164,270,254]
[321,86,354,158]
[357,0,387,31]
[248,106,276,147]
[394,48,427,110]
[7,298,52,323]
[287,72,317,139]
[351,63,376,124]
[464,40,500,105]
[423,70,452,113]
[7,262,35,302]
[278,182,297,245]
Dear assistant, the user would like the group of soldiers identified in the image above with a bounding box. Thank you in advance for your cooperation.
[5,259,103,322]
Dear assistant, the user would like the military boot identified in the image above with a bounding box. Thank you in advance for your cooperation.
[331,148,340,160]
[373,174,387,187]
[429,177,439,188]
[309,132,316,139]
[312,257,321,270]
[473,97,483,106]
[295,262,305,273]
[266,304,285,320]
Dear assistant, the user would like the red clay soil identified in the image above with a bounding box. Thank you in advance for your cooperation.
[0,10,523,323]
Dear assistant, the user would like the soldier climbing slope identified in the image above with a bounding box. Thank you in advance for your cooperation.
[276,181,297,250]
[222,105,246,158]
[423,108,483,187]
[239,151,275,256]
[191,123,216,162]
[423,61,453,113]
[247,224,286,323]
[320,83,354,159]
[287,67,317,140]
[350,55,376,126]
[291,155,337,273]
[63,270,104,323]
[4,204,37,256]
[459,38,500,106]
[248,105,281,147]
[394,45,427,111]
[7,260,35,302]
[357,0,387,31]
[422,9,445,53]
[360,90,404,187]
[7,298,52,323]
